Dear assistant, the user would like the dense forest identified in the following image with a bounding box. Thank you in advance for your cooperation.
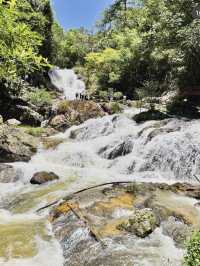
[0,0,200,115]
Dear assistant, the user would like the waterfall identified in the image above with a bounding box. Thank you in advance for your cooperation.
[48,67,85,100]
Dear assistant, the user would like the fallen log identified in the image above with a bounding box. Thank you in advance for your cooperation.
[36,181,134,213]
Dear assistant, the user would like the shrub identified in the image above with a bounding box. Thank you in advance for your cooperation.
[184,231,200,266]
[110,102,122,114]
[113,91,123,100]
[25,89,52,106]
[99,90,109,101]
[57,100,70,113]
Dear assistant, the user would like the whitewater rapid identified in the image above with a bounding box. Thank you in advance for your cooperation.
[1,107,200,265]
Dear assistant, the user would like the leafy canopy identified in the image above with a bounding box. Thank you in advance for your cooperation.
[0,0,49,81]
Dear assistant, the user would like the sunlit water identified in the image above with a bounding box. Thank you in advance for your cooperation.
[1,107,200,265]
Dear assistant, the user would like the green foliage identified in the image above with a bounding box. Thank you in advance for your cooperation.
[1,0,199,111]
[184,231,200,266]
[23,126,45,137]
[52,27,95,68]
[56,0,199,102]
[25,89,52,106]
[0,1,48,80]
[57,100,70,114]
[110,102,122,113]
[98,90,109,100]
[0,0,52,98]
[113,91,123,100]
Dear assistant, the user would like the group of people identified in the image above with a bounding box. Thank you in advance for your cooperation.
[75,92,90,101]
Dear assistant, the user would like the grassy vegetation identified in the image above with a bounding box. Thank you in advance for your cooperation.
[19,126,45,137]
[57,100,70,113]
[184,231,200,266]
[25,89,53,106]
[110,102,122,114]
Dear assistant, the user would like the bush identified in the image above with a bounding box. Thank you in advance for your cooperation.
[57,100,70,113]
[99,90,109,101]
[25,89,52,106]
[110,102,122,114]
[113,91,123,100]
[184,231,200,266]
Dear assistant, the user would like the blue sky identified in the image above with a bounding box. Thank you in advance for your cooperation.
[51,0,114,30]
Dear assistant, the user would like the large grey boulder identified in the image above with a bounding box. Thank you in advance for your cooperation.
[16,105,43,126]
[98,138,133,160]
[0,125,38,163]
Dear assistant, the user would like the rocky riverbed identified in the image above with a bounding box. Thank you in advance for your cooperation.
[50,182,200,266]
[1,104,200,266]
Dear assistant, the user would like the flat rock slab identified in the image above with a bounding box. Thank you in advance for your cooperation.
[50,182,200,266]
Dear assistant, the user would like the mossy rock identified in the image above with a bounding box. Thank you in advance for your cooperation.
[118,208,158,238]
[133,110,169,123]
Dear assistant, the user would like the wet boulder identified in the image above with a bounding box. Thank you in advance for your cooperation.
[119,208,158,238]
[146,128,176,143]
[162,217,191,248]
[98,138,133,160]
[0,164,22,183]
[0,125,39,163]
[16,105,43,126]
[30,171,59,185]
[133,110,169,123]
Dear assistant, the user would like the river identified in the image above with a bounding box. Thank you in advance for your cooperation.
[1,68,200,265]
[0,105,200,265]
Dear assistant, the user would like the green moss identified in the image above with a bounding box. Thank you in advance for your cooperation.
[19,126,45,137]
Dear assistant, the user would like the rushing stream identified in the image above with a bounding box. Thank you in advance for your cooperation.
[2,62,200,266]
[1,106,200,265]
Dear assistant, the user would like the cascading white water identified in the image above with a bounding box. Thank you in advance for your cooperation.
[1,107,200,265]
[48,67,85,100]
